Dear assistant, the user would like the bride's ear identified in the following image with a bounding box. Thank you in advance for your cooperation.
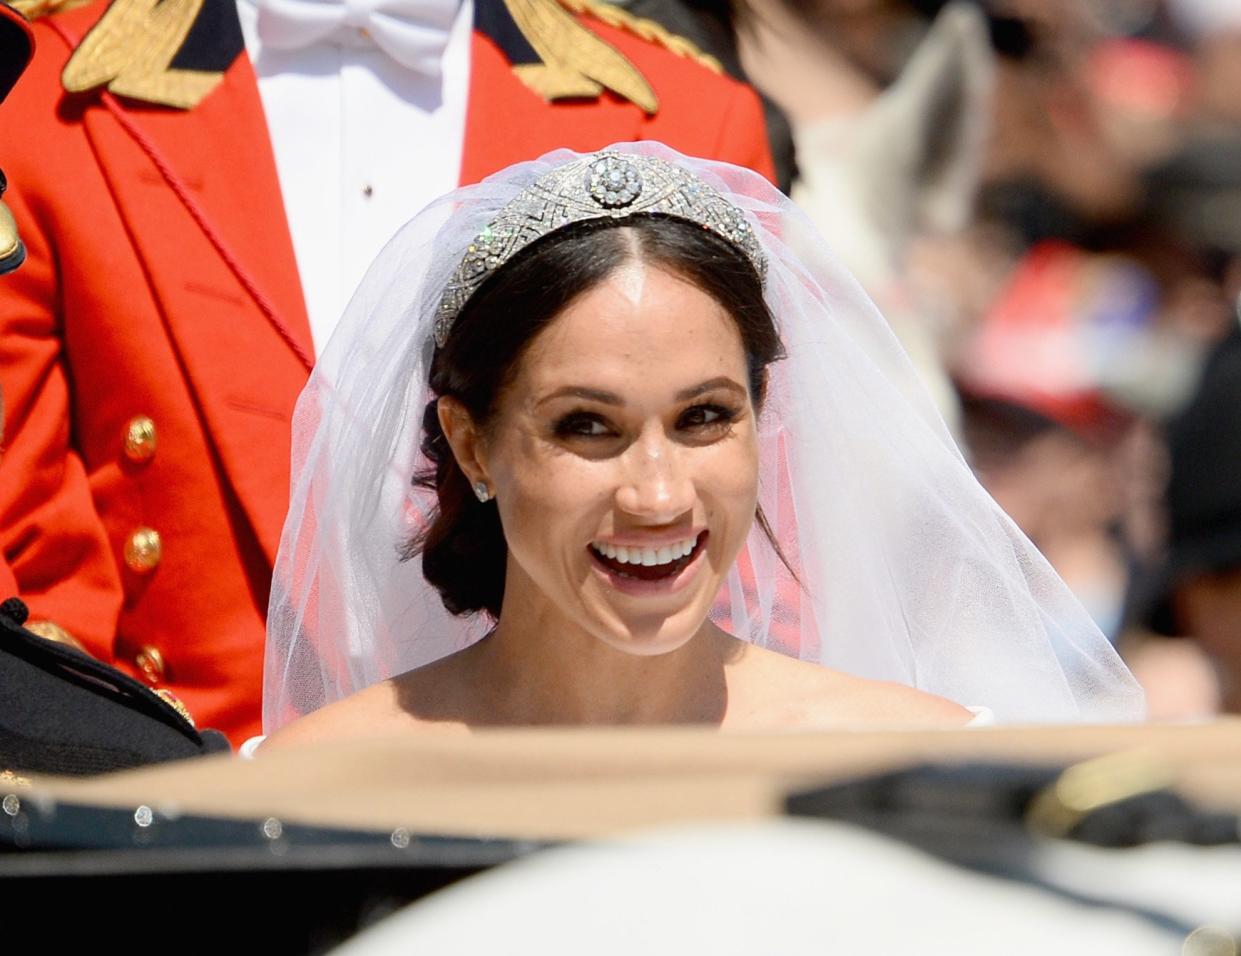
[437,396,489,488]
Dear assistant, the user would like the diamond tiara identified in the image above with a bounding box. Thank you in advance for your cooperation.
[434,152,768,348]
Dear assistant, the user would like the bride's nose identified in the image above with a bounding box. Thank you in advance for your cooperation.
[614,430,694,520]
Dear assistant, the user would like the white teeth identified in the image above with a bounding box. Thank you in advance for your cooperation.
[591,535,699,567]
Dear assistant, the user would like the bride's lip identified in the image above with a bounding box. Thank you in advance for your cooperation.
[587,531,708,597]
[590,528,706,549]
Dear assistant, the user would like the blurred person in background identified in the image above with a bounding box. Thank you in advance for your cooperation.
[950,236,1190,644]
[687,0,1196,428]
[1170,0,1241,131]
[911,2,1241,671]
[1119,94,1241,716]
[1127,322,1241,717]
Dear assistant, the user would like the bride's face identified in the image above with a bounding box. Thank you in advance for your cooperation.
[476,261,760,654]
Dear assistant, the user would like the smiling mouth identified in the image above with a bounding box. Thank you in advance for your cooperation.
[588,532,707,581]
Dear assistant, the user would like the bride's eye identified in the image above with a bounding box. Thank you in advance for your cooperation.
[677,403,737,431]
[553,411,615,439]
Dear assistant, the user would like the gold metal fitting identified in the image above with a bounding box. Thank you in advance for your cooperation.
[1025,750,1174,839]
[24,619,86,652]
[122,415,157,463]
[0,199,25,275]
[123,527,162,573]
[135,645,166,685]
[153,688,195,728]
[1182,925,1239,956]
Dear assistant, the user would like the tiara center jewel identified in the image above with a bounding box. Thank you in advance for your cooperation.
[588,155,643,209]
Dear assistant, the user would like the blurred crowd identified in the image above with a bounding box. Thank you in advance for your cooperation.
[727,0,1241,718]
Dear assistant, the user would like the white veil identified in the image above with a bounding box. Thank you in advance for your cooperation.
[263,142,1144,731]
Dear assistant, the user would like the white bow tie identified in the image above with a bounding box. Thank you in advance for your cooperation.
[255,0,461,74]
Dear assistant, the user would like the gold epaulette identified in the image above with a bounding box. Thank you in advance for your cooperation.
[505,0,725,114]
[557,0,724,75]
[60,0,224,109]
[9,0,92,20]
[505,0,657,114]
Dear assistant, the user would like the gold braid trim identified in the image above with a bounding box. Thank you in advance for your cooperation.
[557,0,724,75]
[10,0,93,20]
[25,619,87,653]
[153,688,197,729]
[0,769,32,788]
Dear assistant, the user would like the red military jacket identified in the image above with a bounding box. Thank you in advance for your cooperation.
[0,0,774,743]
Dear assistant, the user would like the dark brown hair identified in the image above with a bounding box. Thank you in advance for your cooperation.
[407,215,785,618]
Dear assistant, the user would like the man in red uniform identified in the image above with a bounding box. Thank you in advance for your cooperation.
[0,0,774,743]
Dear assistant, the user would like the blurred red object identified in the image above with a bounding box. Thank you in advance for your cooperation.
[959,240,1157,441]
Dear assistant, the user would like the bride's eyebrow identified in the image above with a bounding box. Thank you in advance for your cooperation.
[676,377,746,401]
[536,386,623,407]
[536,378,747,409]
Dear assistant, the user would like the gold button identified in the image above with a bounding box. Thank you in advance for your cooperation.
[123,527,162,573]
[135,645,166,685]
[122,415,157,463]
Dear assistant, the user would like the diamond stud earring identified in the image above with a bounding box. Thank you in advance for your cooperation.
[473,481,492,503]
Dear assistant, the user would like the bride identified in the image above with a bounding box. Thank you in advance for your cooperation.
[260,145,1142,746]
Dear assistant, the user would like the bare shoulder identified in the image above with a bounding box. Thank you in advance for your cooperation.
[261,646,498,752]
[838,677,977,725]
[260,676,461,751]
[723,640,974,729]
[260,681,399,751]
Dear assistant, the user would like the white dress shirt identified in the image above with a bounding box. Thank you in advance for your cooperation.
[236,0,472,352]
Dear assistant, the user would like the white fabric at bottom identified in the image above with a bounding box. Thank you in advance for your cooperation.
[332,820,1194,955]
